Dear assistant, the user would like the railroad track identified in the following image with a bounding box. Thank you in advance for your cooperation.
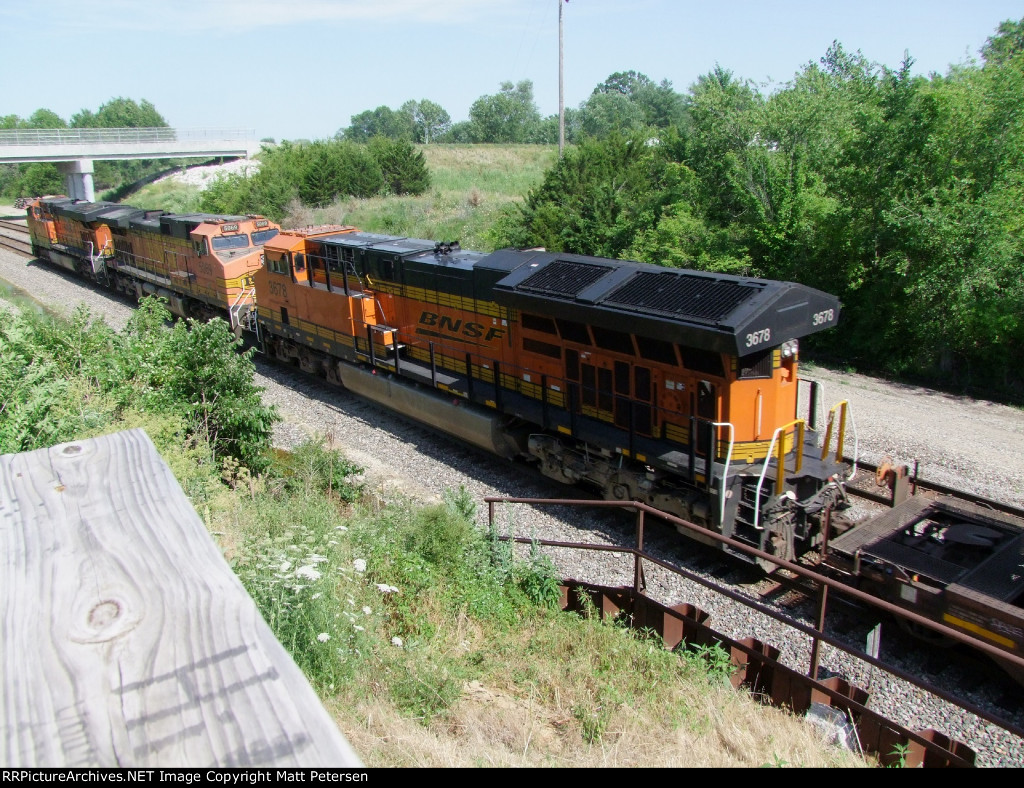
[0,218,31,256]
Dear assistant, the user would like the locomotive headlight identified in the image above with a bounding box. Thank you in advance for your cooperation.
[781,339,799,358]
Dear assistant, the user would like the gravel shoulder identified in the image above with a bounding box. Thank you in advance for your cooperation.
[802,363,1024,507]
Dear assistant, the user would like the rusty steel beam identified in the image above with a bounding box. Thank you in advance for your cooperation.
[561,582,976,767]
[486,495,1024,756]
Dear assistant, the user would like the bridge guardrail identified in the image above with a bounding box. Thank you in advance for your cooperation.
[0,127,255,146]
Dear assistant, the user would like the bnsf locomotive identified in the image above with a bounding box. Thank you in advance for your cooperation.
[254,227,849,567]
[25,196,280,331]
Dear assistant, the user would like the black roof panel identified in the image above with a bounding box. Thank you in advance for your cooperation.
[53,200,121,222]
[489,251,840,356]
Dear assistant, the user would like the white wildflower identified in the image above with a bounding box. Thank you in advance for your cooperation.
[354,625,364,632]
[335,525,348,532]
[362,606,372,615]
[308,554,329,564]
[317,633,330,643]
[279,560,292,573]
[295,565,321,581]
[391,636,403,648]
[311,593,322,600]
[353,558,366,573]
[376,584,399,594]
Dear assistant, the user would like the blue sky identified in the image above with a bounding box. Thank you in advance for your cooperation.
[1,0,1020,142]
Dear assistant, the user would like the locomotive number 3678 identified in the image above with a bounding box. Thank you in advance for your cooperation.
[745,328,771,347]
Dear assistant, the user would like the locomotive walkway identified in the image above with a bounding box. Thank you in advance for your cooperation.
[0,127,260,202]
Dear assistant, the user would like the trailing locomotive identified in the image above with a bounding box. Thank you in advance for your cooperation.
[25,196,280,331]
[254,227,851,567]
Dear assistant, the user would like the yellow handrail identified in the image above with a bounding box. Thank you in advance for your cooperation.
[820,401,849,463]
[774,419,805,495]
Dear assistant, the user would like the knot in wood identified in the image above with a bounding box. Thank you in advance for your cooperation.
[88,599,122,629]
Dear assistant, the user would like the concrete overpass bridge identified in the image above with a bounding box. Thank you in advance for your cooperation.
[0,127,260,202]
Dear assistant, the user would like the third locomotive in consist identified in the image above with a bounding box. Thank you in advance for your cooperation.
[254,226,848,569]
[25,195,279,332]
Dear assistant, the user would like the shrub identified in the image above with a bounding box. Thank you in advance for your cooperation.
[368,137,431,196]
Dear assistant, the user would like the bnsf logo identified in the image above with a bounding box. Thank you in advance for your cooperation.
[419,311,504,342]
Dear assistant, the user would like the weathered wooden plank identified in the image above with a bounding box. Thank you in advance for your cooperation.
[0,429,362,768]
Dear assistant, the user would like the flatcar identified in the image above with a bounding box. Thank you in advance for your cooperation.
[827,493,1024,679]
[25,196,280,331]
[254,228,850,567]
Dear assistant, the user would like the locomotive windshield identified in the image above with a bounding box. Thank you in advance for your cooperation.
[252,228,280,246]
[212,234,250,251]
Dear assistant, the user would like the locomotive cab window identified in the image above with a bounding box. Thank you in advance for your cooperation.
[293,253,306,273]
[212,233,250,251]
[252,228,280,246]
[269,253,289,275]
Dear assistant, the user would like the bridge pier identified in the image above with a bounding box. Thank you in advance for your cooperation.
[57,159,95,202]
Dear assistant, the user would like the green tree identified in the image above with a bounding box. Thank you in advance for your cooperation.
[592,70,686,130]
[981,17,1024,65]
[340,105,416,142]
[577,91,647,139]
[298,139,384,207]
[503,132,679,257]
[125,299,278,471]
[407,99,451,144]
[18,163,63,197]
[468,80,542,143]
[368,136,430,195]
[160,318,277,471]
[683,66,763,228]
[76,97,168,128]
[26,109,67,129]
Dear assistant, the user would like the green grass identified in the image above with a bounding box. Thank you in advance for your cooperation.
[289,144,557,250]
[126,144,558,250]
[110,177,205,214]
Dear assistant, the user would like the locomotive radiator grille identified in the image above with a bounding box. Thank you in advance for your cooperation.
[605,271,759,322]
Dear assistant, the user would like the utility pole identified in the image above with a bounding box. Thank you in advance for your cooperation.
[559,0,565,157]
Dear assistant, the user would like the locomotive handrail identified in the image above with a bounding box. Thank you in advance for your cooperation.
[752,419,806,532]
[821,400,859,477]
[229,286,254,331]
[712,421,735,526]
